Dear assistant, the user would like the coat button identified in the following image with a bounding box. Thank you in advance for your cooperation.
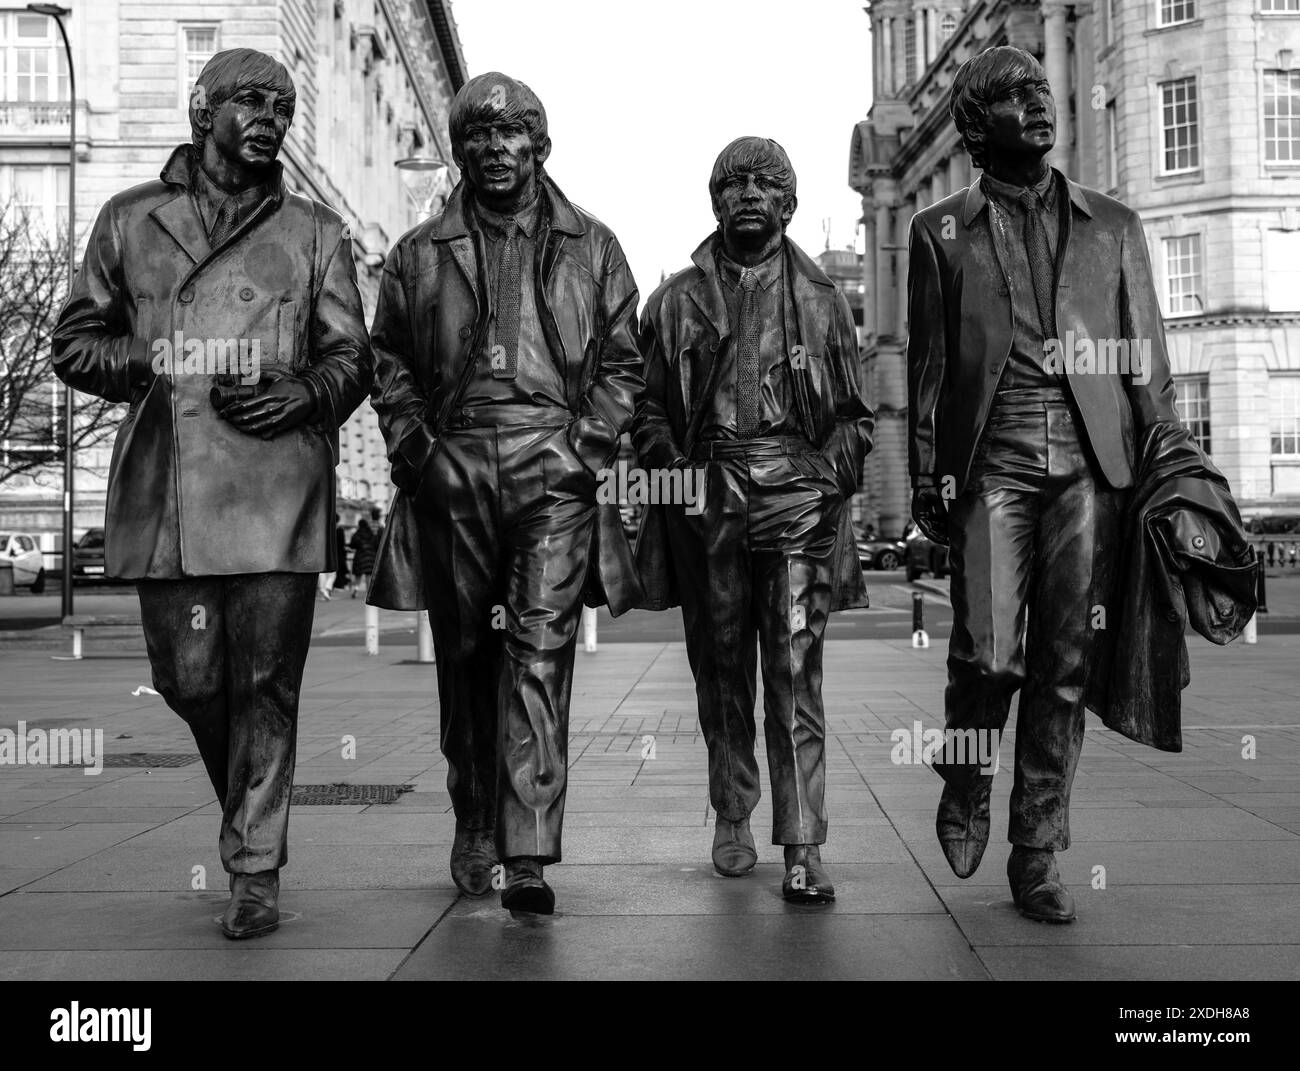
[1192,535,1206,550]
[178,289,194,303]
[988,362,1000,375]
[239,287,254,301]
[459,325,472,340]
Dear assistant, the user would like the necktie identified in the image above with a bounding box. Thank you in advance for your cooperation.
[1017,189,1056,340]
[735,268,761,438]
[209,196,241,248]
[493,218,521,380]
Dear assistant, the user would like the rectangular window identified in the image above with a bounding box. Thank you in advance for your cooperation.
[1261,0,1300,11]
[1163,234,1203,316]
[1158,0,1197,25]
[1271,377,1300,457]
[904,18,916,86]
[1176,376,1211,454]
[1,163,68,241]
[179,24,219,108]
[1159,76,1200,173]
[0,11,68,104]
[1264,69,1300,164]
[1267,230,1300,311]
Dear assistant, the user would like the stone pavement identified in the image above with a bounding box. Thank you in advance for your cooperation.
[0,634,1297,981]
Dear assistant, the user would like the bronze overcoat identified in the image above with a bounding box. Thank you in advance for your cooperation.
[366,175,645,615]
[52,145,373,578]
[631,233,875,612]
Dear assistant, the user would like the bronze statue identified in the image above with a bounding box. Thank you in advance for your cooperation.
[634,137,874,903]
[52,48,373,938]
[906,46,1255,923]
[366,73,643,915]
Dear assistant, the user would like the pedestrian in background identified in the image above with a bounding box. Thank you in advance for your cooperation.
[350,517,377,598]
[333,515,352,594]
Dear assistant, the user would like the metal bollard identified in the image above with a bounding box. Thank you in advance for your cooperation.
[417,613,434,663]
[582,605,598,653]
[365,604,379,656]
[911,590,929,649]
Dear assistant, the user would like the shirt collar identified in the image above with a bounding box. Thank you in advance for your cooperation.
[473,194,541,239]
[717,246,783,292]
[981,166,1056,214]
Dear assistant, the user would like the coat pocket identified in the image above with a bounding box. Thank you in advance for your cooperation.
[279,299,300,370]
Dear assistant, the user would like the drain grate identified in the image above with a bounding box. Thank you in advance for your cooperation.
[292,783,414,806]
[53,752,201,769]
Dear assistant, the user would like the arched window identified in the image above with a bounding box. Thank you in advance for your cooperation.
[940,12,958,41]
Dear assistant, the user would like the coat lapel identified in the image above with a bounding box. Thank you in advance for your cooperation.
[149,193,210,266]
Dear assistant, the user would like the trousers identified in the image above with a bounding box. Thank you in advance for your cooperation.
[415,413,595,863]
[669,436,843,844]
[137,572,316,873]
[939,388,1123,849]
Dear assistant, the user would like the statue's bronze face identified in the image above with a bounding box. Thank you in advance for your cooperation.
[982,74,1055,167]
[713,169,789,254]
[209,83,293,175]
[459,116,544,206]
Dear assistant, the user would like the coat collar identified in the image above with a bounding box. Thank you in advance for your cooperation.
[151,144,284,265]
[685,231,833,340]
[432,173,585,241]
[961,166,1091,227]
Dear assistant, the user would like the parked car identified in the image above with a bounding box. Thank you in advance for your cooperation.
[1245,513,1300,536]
[0,532,45,590]
[904,523,949,582]
[857,536,906,571]
[73,527,108,580]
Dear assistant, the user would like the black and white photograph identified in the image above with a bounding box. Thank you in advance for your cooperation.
[0,0,1294,1044]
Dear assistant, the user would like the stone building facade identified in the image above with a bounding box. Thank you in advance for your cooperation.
[850,0,1300,538]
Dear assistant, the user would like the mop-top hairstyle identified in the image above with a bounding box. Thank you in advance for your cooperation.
[448,72,549,164]
[708,136,798,220]
[188,48,296,150]
[949,45,1049,170]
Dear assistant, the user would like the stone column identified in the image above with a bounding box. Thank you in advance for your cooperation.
[895,202,911,337]
[892,14,906,93]
[862,200,878,340]
[1043,1,1072,174]
[926,7,940,68]
[875,199,895,337]
[881,15,894,96]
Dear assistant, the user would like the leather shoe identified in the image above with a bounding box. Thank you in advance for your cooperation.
[936,777,993,878]
[782,844,835,904]
[221,871,280,940]
[711,816,757,876]
[1007,846,1076,923]
[500,857,555,915]
[450,823,498,897]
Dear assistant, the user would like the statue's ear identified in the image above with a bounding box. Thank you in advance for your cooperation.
[533,135,552,169]
[782,193,798,227]
[451,143,466,171]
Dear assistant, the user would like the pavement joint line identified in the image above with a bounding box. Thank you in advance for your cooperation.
[832,733,995,980]
[387,889,470,981]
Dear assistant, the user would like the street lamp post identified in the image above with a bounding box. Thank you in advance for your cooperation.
[28,3,75,617]
[394,155,448,220]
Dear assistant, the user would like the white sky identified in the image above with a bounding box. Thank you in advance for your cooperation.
[450,0,871,297]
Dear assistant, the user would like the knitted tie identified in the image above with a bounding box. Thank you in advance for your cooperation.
[209,196,242,248]
[492,218,520,380]
[734,268,761,437]
[1018,189,1056,339]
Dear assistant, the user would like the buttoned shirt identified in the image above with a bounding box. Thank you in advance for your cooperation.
[698,247,803,441]
[461,194,568,410]
[981,167,1066,391]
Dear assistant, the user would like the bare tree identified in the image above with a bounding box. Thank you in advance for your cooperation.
[0,201,119,488]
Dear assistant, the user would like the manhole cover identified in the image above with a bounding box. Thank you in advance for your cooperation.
[292,783,414,805]
[53,752,201,768]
